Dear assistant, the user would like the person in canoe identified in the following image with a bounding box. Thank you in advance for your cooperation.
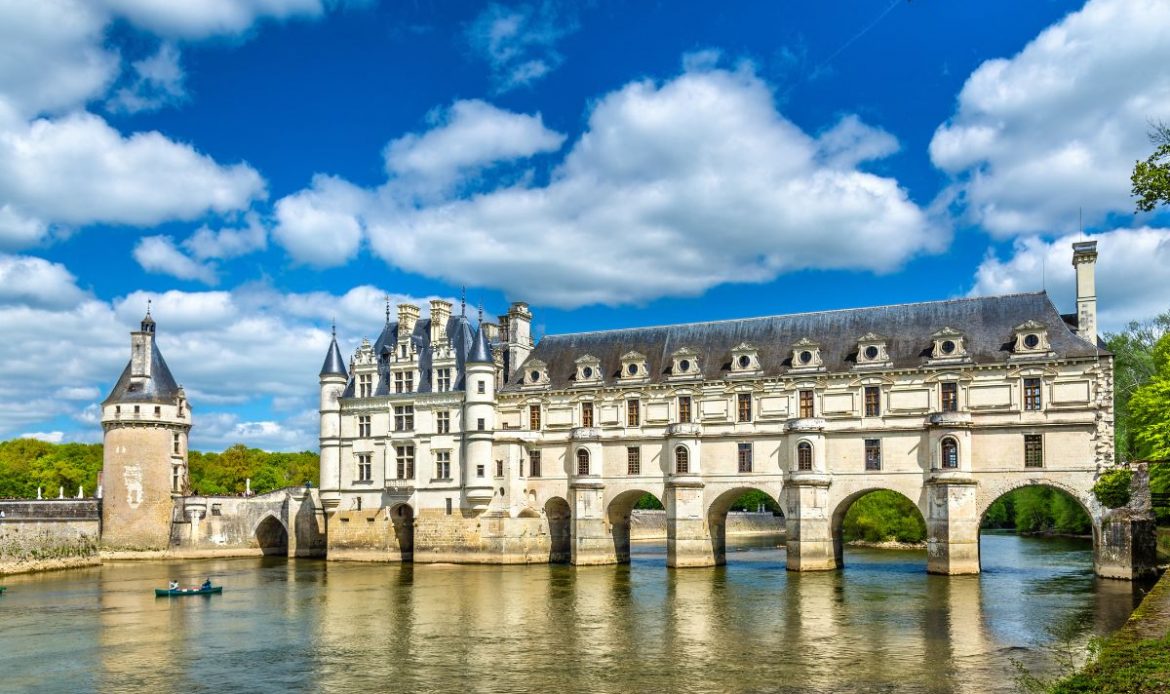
[169,580,179,590]
[201,578,212,590]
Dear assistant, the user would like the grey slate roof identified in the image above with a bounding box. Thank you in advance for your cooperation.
[102,344,183,405]
[503,292,1102,392]
[342,314,490,397]
[319,335,348,378]
[467,325,493,364]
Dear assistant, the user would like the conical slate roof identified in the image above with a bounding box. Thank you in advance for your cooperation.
[466,325,493,364]
[320,333,348,378]
[102,343,182,405]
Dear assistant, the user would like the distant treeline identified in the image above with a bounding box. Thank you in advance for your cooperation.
[0,439,318,498]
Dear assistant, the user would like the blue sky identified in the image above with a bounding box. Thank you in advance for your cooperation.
[2,0,1169,451]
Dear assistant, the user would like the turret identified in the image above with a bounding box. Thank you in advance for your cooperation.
[100,309,191,550]
[1072,241,1098,343]
[463,326,496,509]
[318,325,348,511]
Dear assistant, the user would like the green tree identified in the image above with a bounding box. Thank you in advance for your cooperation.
[841,491,926,544]
[1128,332,1170,522]
[1132,121,1170,212]
[1104,311,1170,462]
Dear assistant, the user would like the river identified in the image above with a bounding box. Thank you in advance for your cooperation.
[0,533,1151,693]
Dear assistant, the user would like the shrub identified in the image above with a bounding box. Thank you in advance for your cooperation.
[1092,469,1133,509]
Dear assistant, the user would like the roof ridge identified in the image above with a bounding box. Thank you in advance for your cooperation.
[541,291,1049,340]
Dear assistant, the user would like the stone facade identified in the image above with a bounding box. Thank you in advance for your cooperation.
[319,241,1157,579]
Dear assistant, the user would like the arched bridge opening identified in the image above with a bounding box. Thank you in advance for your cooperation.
[545,496,571,564]
[255,515,289,556]
[978,482,1094,574]
[706,487,784,566]
[830,489,927,571]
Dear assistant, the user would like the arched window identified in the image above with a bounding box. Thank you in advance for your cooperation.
[797,441,813,471]
[675,446,689,474]
[941,437,959,469]
[576,449,590,476]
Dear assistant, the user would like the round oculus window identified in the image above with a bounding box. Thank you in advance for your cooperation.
[679,359,690,372]
[799,350,813,364]
[582,366,593,378]
[738,355,751,369]
[627,363,638,376]
[863,345,879,360]
[530,370,541,382]
[1023,334,1040,349]
[941,340,956,355]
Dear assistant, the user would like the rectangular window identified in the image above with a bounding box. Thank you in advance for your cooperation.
[395,445,415,479]
[358,415,371,438]
[436,410,450,434]
[627,399,640,427]
[737,394,752,422]
[394,372,406,393]
[477,380,486,394]
[864,439,882,471]
[1024,434,1044,468]
[627,447,641,475]
[359,373,373,398]
[864,386,881,417]
[172,433,180,454]
[394,405,414,432]
[154,406,161,416]
[477,418,485,431]
[1023,378,1042,411]
[435,451,451,479]
[445,498,452,515]
[581,401,593,427]
[529,450,542,478]
[678,396,692,423]
[799,390,814,418]
[941,382,958,412]
[495,459,504,478]
[357,453,372,482]
[436,368,451,392]
[476,464,485,478]
[737,443,753,473]
[530,404,541,430]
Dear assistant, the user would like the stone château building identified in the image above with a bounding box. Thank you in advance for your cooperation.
[318,241,1154,579]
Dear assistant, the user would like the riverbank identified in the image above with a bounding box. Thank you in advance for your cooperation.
[1048,565,1170,693]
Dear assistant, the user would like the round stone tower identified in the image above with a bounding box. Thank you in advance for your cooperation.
[318,324,348,512]
[100,309,191,550]
[462,325,496,510]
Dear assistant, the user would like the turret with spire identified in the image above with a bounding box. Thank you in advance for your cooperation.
[318,321,348,510]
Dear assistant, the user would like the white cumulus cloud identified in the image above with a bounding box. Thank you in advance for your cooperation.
[931,0,1170,235]
[133,236,220,284]
[466,1,579,93]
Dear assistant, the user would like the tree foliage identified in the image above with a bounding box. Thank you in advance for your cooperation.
[982,487,1091,535]
[1131,121,1170,212]
[841,490,926,543]
[1092,469,1133,509]
[0,439,318,498]
[1104,311,1170,462]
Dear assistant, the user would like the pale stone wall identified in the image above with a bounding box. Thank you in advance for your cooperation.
[0,500,101,575]
[168,488,326,559]
[629,510,784,540]
[101,426,177,550]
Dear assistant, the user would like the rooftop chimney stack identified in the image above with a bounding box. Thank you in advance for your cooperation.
[397,303,420,336]
[1072,241,1098,343]
[430,299,451,344]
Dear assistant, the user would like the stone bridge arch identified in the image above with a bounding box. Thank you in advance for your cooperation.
[827,485,927,570]
[704,483,784,566]
[388,502,415,562]
[253,513,289,556]
[544,496,571,563]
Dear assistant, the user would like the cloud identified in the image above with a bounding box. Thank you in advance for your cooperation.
[133,235,219,284]
[0,253,88,309]
[0,254,445,448]
[384,99,565,192]
[183,213,267,260]
[467,1,579,93]
[273,174,368,267]
[20,431,65,444]
[931,0,1170,235]
[277,63,942,307]
[968,227,1170,331]
[96,0,329,39]
[817,114,900,169]
[106,42,186,113]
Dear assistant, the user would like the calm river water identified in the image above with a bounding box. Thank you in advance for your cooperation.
[0,533,1151,694]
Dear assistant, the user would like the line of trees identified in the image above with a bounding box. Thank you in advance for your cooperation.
[0,439,317,499]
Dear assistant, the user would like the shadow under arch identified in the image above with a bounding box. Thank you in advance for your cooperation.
[608,489,663,564]
[544,496,571,563]
[706,487,784,566]
[977,481,1096,572]
[830,488,926,569]
[254,514,289,556]
[388,502,415,562]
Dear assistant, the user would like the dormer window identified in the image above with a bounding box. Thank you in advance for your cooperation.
[930,327,968,360]
[1012,320,1051,356]
[524,359,550,387]
[574,355,602,385]
[670,347,701,379]
[855,332,890,367]
[729,343,761,375]
[620,351,649,381]
[789,338,823,370]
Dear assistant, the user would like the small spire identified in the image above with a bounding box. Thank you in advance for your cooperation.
[146,298,152,318]
[331,317,336,338]
[460,286,467,317]
[385,294,391,324]
[477,301,483,324]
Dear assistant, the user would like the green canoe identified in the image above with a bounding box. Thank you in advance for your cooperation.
[155,586,222,597]
[0,586,6,594]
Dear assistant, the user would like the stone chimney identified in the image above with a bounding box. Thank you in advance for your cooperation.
[1072,241,1098,342]
[481,321,500,343]
[130,309,156,382]
[430,299,451,344]
[397,303,420,336]
[505,302,533,382]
